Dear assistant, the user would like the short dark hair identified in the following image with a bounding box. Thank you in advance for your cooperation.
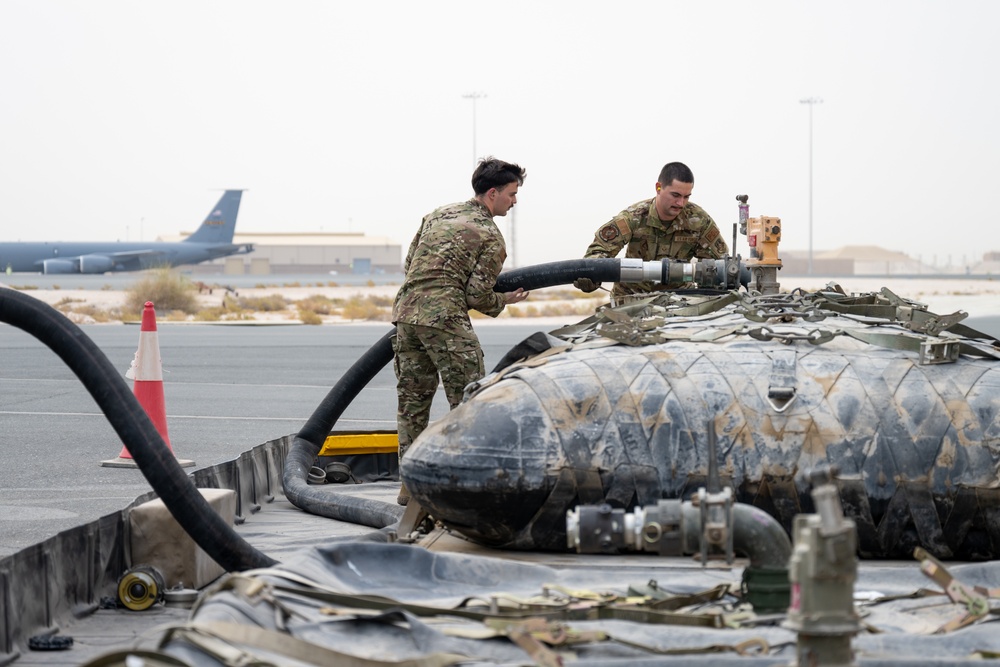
[658,162,694,185]
[472,157,526,195]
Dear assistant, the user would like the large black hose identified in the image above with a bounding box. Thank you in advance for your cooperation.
[495,259,623,292]
[0,287,276,571]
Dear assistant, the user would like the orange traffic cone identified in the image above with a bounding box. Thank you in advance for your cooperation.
[101,301,194,468]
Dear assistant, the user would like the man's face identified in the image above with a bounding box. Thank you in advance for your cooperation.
[654,179,693,221]
[490,183,519,216]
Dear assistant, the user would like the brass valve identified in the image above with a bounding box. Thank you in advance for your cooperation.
[746,216,782,268]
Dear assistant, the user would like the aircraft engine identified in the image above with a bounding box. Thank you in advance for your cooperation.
[79,254,114,274]
[41,258,78,274]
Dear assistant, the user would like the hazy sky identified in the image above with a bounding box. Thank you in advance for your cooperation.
[2,1,997,269]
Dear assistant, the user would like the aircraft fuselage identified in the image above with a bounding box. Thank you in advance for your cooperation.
[0,190,250,274]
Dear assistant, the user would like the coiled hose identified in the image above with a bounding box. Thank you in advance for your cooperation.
[0,287,277,570]
[282,329,402,529]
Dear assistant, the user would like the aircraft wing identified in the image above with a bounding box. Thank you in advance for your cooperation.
[106,249,166,260]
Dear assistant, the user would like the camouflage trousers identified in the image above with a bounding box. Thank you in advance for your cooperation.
[393,322,484,461]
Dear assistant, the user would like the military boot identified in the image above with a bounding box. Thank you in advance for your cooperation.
[397,483,410,506]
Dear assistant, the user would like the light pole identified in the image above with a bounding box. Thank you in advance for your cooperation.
[509,208,517,268]
[800,97,822,275]
[462,92,486,168]
[463,91,513,265]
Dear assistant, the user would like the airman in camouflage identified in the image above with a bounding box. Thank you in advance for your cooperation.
[392,157,528,505]
[575,162,728,300]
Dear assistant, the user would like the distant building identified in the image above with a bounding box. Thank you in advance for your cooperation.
[778,250,854,276]
[970,250,1000,276]
[779,246,939,276]
[161,231,402,275]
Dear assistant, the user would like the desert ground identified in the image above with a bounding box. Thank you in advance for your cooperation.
[2,275,999,326]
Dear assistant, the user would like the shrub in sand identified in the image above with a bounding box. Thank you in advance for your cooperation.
[295,295,337,315]
[236,294,289,311]
[339,295,391,321]
[124,269,199,316]
[298,309,323,325]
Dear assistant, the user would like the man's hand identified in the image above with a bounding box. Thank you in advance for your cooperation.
[574,277,600,293]
[504,287,529,304]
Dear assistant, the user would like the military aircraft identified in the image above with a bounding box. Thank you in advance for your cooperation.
[0,189,253,274]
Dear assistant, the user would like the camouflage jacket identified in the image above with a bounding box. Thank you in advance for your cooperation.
[392,198,507,339]
[583,198,728,298]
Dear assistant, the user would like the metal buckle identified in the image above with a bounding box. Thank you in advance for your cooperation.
[919,339,960,365]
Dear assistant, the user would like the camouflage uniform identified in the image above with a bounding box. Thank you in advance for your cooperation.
[584,198,728,299]
[392,198,508,461]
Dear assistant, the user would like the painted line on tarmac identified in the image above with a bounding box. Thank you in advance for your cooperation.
[1,378,397,391]
[0,410,394,425]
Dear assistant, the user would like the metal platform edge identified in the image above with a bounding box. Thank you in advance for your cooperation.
[0,434,292,666]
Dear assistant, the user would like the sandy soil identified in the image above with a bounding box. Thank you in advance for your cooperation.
[4,277,999,325]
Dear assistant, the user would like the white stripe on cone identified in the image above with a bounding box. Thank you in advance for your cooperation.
[125,331,164,380]
[123,301,171,453]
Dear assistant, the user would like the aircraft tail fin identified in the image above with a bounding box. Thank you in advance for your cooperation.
[184,190,244,244]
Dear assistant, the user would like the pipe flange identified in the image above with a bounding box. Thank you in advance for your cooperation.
[117,565,165,611]
[325,461,353,484]
[163,588,200,609]
[307,466,327,485]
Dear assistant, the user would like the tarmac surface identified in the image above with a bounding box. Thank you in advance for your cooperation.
[2,276,998,559]
[3,279,1000,666]
[0,320,550,558]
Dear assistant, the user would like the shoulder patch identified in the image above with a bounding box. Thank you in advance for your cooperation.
[598,223,621,243]
[705,226,720,243]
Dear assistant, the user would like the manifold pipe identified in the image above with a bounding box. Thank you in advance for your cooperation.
[496,257,750,292]
[682,501,791,569]
[0,287,276,571]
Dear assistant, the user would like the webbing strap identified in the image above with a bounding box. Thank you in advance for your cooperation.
[468,343,572,395]
[161,621,469,667]
[608,635,772,657]
[485,617,608,646]
[841,328,1000,360]
[839,328,926,352]
[546,287,999,366]
[552,292,739,342]
[505,626,563,667]
[214,571,504,622]
[462,618,774,658]
[78,649,194,667]
[578,604,723,627]
[217,569,733,629]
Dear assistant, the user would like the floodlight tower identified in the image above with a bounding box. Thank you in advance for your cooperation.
[462,92,487,169]
[509,208,517,268]
[800,97,823,275]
